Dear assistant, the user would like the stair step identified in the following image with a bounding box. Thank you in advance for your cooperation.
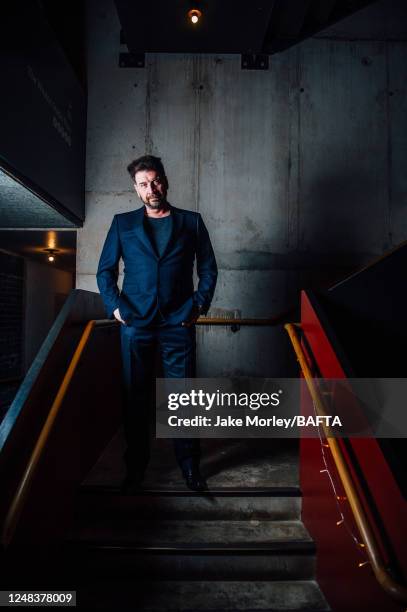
[71,519,312,548]
[73,546,315,581]
[77,487,302,520]
[68,519,314,580]
[83,436,300,491]
[77,579,330,610]
[79,485,302,496]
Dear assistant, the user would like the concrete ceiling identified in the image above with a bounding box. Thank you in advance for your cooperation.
[115,0,377,55]
[0,229,76,272]
[0,169,77,229]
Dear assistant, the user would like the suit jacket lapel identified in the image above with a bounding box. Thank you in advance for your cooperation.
[161,204,184,259]
[133,206,158,258]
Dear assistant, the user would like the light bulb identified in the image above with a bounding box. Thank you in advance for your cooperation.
[44,247,59,262]
[188,9,202,25]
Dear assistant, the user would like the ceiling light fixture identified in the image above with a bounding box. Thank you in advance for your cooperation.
[188,8,202,25]
[44,247,59,263]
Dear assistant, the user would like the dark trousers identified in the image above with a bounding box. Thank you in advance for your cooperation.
[120,320,200,477]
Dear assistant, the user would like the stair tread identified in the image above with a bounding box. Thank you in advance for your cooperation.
[83,436,299,491]
[80,485,302,497]
[70,519,312,547]
[77,489,301,521]
[79,579,330,610]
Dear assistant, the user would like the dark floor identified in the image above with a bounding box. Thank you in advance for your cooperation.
[83,431,300,490]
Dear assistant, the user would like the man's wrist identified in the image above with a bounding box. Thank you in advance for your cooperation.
[193,304,203,316]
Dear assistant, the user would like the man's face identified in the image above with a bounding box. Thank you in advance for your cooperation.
[134,169,168,210]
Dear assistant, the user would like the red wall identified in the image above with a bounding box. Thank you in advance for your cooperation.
[300,291,406,612]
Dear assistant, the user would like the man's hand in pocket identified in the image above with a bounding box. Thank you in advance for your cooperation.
[113,308,126,324]
[182,304,202,328]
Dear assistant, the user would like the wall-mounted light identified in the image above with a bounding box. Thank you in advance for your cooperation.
[44,248,59,263]
[188,8,202,25]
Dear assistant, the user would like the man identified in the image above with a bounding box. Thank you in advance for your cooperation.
[96,155,217,492]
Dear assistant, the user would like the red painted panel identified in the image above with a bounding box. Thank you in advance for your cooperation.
[300,291,406,612]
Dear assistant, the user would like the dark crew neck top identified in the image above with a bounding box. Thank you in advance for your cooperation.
[145,214,173,257]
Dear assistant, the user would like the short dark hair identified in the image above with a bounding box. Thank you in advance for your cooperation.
[127,155,166,182]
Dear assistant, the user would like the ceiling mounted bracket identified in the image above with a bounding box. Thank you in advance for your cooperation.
[241,54,269,71]
[119,52,145,68]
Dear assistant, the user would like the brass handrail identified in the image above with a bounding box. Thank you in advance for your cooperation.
[110,312,294,327]
[285,322,407,604]
[1,320,112,549]
[196,314,293,326]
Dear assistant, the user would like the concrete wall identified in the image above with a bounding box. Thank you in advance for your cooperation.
[77,0,407,376]
[24,260,73,371]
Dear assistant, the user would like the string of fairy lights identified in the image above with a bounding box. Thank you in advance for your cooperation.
[312,397,369,569]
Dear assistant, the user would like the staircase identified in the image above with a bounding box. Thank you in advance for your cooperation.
[66,437,330,610]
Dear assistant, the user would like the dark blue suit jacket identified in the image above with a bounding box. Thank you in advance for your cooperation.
[96,204,218,327]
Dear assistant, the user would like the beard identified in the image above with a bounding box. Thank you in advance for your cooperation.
[145,199,162,209]
[143,193,167,210]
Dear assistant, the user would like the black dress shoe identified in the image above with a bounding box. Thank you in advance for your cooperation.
[183,468,208,492]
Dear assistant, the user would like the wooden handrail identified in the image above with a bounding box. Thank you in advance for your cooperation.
[196,316,293,326]
[196,308,295,326]
[1,320,112,549]
[285,322,407,604]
